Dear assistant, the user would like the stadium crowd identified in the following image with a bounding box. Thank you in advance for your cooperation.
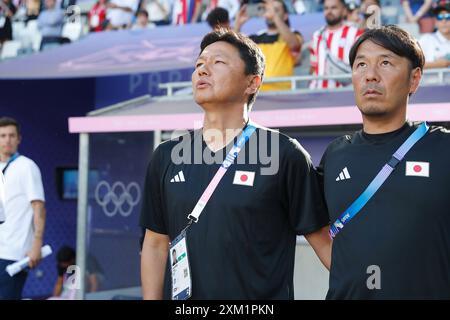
[0,0,448,80]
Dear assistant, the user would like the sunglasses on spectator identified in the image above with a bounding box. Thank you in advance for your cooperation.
[436,13,450,21]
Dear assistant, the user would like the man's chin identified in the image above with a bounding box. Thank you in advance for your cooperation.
[326,17,342,27]
[359,105,389,117]
[194,96,213,108]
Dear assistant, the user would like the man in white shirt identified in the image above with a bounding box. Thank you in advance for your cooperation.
[131,9,156,30]
[106,0,139,29]
[0,172,5,224]
[419,0,450,69]
[141,0,171,25]
[0,117,46,300]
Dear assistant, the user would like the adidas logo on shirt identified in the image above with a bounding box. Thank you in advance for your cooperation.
[336,167,351,181]
[170,171,185,183]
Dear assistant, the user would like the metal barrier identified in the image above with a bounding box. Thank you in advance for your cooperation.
[159,68,450,97]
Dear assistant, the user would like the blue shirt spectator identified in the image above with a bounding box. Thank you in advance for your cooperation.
[37,0,65,37]
[401,0,434,33]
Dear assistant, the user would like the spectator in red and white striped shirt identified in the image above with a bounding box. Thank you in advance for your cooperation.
[309,0,364,89]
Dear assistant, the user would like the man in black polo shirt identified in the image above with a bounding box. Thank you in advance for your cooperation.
[318,25,450,299]
[140,29,331,300]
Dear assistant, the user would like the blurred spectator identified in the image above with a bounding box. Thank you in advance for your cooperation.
[292,0,306,14]
[0,171,4,224]
[360,0,381,28]
[88,0,108,32]
[206,7,230,30]
[419,0,450,68]
[235,0,303,91]
[284,0,310,14]
[202,0,240,21]
[132,9,155,29]
[344,0,362,27]
[304,0,323,13]
[347,0,381,29]
[402,0,434,33]
[60,0,76,10]
[25,0,41,23]
[0,0,17,47]
[172,0,202,25]
[140,0,171,25]
[309,0,363,89]
[37,0,65,37]
[53,246,104,298]
[106,0,139,29]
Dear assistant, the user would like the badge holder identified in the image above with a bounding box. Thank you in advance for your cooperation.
[170,221,193,300]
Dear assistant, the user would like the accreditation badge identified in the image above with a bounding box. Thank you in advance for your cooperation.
[170,229,192,300]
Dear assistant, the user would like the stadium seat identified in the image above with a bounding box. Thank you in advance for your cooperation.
[12,21,26,41]
[18,20,42,52]
[62,22,84,42]
[31,33,43,52]
[381,6,400,25]
[26,20,39,34]
[397,23,420,39]
[1,40,22,60]
[295,41,312,74]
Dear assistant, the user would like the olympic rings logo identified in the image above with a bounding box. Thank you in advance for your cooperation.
[94,181,141,217]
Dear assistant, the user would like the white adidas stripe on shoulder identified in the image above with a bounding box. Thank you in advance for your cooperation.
[170,170,185,183]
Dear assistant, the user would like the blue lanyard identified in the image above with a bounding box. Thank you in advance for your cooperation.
[221,123,257,169]
[329,122,429,239]
[2,153,20,175]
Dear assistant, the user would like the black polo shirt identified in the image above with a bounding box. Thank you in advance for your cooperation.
[318,122,450,299]
[140,124,329,299]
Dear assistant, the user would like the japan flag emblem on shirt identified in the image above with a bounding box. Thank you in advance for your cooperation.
[233,170,255,186]
[406,161,429,177]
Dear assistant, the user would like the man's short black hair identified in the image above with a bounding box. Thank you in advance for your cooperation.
[206,7,229,29]
[199,29,265,109]
[0,117,21,136]
[57,246,76,263]
[349,25,425,72]
[137,9,149,18]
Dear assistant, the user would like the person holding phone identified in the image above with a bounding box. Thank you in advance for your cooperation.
[234,0,303,91]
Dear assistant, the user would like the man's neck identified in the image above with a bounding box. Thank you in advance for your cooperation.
[327,22,343,31]
[202,107,249,152]
[362,116,407,134]
[0,153,13,163]
[439,30,450,41]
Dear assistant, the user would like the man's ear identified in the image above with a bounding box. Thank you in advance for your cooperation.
[409,67,422,95]
[245,75,262,96]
